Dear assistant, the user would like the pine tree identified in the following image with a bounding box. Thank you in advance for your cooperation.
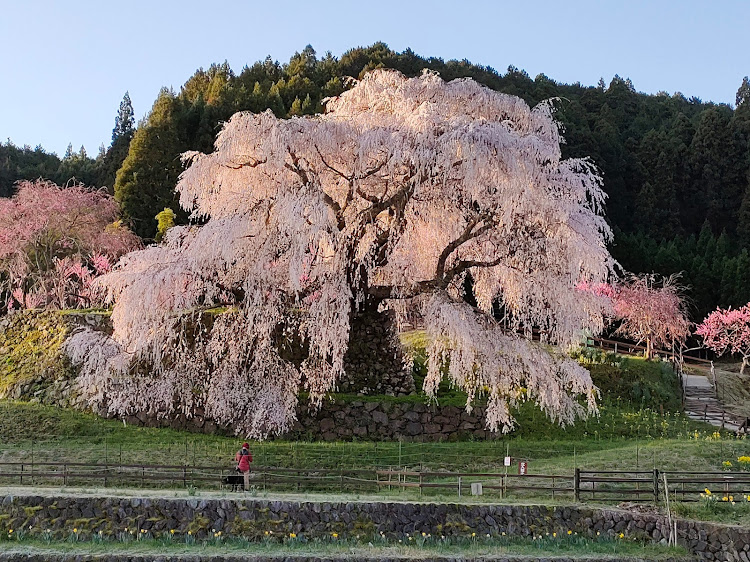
[115,88,184,239]
[737,76,750,107]
[112,92,135,143]
[96,93,137,192]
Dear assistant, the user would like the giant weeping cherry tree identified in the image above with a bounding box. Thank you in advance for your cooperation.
[67,70,615,438]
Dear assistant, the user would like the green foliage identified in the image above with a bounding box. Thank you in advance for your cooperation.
[155,207,176,242]
[114,88,186,239]
[573,349,682,411]
[0,311,73,397]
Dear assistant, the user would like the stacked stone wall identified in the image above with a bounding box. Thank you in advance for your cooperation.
[0,493,747,560]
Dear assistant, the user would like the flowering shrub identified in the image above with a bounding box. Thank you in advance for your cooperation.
[0,180,140,311]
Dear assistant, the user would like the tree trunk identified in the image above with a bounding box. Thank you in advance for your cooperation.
[339,305,415,396]
[646,338,653,360]
[742,356,748,376]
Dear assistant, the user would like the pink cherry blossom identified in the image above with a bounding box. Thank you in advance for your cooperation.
[69,70,614,438]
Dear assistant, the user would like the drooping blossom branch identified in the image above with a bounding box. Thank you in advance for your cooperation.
[70,69,614,438]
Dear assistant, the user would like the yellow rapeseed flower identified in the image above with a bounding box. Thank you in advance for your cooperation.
[619,533,624,539]
[289,533,297,538]
[567,530,572,535]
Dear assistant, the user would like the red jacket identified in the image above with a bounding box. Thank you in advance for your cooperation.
[235,448,252,472]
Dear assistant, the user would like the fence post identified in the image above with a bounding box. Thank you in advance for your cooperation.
[457,476,461,497]
[653,469,660,504]
[183,465,187,488]
[574,468,580,502]
[20,463,23,485]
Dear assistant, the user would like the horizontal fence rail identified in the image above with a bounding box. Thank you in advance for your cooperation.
[1,461,747,505]
[588,337,713,364]
[576,469,750,503]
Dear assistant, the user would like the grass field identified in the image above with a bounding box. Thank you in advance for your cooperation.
[0,399,744,475]
[0,533,690,561]
[1,344,749,527]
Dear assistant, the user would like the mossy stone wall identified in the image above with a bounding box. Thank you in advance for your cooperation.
[0,493,747,560]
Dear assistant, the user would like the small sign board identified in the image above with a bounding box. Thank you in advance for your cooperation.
[504,456,511,467]
[471,482,483,495]
[518,461,528,475]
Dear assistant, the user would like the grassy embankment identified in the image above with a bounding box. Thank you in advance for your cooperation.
[0,316,749,525]
[0,335,741,475]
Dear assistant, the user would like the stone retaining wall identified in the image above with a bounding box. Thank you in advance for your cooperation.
[286,400,494,441]
[0,554,694,562]
[115,397,491,442]
[0,493,747,561]
[119,398,494,441]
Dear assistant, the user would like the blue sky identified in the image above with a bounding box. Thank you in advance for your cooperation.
[1,0,747,156]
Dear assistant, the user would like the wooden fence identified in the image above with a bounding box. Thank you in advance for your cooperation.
[1,461,748,504]
[588,336,713,365]
[576,469,750,503]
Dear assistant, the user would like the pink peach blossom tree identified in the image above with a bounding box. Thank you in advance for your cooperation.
[68,70,615,438]
[0,179,140,310]
[697,305,750,374]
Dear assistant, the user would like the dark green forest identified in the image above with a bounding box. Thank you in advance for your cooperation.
[3,43,749,321]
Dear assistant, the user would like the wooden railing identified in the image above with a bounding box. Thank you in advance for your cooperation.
[1,461,747,505]
[576,469,750,503]
[588,337,713,364]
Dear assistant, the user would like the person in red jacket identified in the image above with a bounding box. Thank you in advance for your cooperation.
[234,442,252,491]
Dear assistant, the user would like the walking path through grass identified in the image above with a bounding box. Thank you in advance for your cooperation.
[0,540,694,561]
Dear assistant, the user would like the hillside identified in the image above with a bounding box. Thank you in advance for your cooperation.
[2,44,749,319]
